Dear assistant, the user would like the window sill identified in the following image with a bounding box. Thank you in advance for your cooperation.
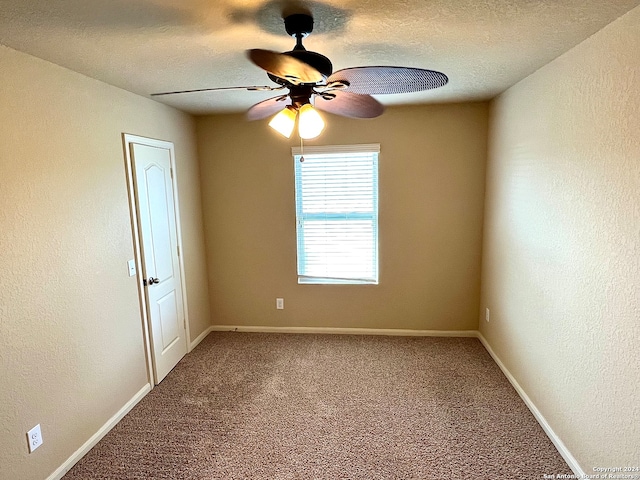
[298,277,378,285]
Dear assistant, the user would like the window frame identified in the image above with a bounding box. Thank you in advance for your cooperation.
[292,144,380,285]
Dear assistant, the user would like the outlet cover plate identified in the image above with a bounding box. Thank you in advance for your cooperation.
[27,424,43,453]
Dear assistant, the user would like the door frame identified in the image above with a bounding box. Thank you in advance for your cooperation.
[122,133,192,386]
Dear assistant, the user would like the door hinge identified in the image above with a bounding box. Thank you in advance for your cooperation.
[177,245,180,257]
[170,168,174,179]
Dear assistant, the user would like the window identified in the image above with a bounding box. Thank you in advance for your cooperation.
[293,144,379,284]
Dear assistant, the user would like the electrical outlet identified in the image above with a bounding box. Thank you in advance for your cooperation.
[485,308,490,322]
[27,424,43,453]
[276,298,284,310]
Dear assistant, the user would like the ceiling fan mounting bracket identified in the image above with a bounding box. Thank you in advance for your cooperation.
[284,14,314,39]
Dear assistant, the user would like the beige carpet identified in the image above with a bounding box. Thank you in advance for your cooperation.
[63,332,571,479]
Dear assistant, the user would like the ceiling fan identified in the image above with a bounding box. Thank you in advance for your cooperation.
[152,13,448,139]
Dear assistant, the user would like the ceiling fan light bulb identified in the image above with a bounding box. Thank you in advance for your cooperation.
[268,107,297,138]
[298,104,325,139]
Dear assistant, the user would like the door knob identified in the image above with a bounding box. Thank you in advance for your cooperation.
[147,277,160,285]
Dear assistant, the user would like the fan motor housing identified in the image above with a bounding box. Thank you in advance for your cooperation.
[266,50,333,85]
[287,50,333,78]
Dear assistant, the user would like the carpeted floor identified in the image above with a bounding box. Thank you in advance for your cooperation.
[63,332,571,479]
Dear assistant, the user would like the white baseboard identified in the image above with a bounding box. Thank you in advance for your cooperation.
[476,333,585,477]
[210,325,478,337]
[47,383,152,480]
[189,325,214,351]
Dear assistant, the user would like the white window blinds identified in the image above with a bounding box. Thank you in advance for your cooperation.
[292,144,379,284]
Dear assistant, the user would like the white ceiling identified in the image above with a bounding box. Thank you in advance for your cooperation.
[1,0,638,114]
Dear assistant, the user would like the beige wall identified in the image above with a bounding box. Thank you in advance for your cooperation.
[8,5,637,474]
[480,6,639,471]
[196,102,488,331]
[0,45,210,479]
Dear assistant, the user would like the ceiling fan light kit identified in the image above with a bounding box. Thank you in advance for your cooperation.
[267,103,325,140]
[152,13,448,140]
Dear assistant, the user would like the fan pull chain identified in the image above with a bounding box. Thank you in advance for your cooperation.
[299,136,305,162]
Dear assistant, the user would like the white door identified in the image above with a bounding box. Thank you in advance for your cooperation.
[129,140,187,384]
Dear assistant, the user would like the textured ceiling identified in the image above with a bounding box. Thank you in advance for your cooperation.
[1,0,638,114]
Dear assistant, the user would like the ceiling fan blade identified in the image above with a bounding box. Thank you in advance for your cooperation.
[326,66,448,95]
[248,49,323,85]
[314,91,384,119]
[151,85,283,96]
[246,95,292,121]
